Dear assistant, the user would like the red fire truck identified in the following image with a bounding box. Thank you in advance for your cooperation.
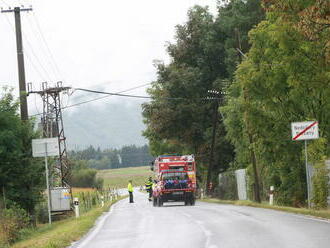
[151,154,196,207]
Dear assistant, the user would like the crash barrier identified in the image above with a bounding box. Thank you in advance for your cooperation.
[76,188,119,214]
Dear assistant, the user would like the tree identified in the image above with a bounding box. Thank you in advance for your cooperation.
[0,88,44,214]
[143,6,234,186]
[223,0,330,205]
[143,1,264,188]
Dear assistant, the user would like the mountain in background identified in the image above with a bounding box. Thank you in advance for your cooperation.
[63,98,148,150]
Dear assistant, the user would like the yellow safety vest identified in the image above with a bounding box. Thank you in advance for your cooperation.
[128,183,133,192]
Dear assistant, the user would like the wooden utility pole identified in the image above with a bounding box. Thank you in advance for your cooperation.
[1,6,33,120]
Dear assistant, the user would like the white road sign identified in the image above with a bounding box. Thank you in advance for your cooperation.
[32,138,59,157]
[291,121,319,141]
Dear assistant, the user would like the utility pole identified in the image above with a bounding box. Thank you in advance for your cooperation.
[235,27,261,203]
[206,90,221,195]
[1,6,32,120]
[28,82,72,187]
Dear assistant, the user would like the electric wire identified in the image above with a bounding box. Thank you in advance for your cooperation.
[1,1,60,81]
[1,8,54,81]
[29,82,152,117]
[1,10,48,81]
[22,27,56,82]
[74,87,222,101]
[25,12,60,80]
[29,11,64,80]
[62,83,152,110]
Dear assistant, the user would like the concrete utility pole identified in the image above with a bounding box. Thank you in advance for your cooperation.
[206,90,222,195]
[1,6,33,120]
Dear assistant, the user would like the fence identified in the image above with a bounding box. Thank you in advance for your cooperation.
[215,169,248,201]
[217,160,330,206]
[76,188,120,214]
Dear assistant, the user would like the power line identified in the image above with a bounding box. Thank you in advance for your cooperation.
[29,12,64,80]
[1,8,54,82]
[74,87,222,101]
[63,83,152,109]
[29,82,152,117]
[75,87,153,99]
[24,12,59,80]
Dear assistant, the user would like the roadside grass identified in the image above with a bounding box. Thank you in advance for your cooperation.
[98,166,153,189]
[11,197,126,248]
[201,198,330,220]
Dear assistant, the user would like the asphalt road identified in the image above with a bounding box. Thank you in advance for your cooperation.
[70,190,330,248]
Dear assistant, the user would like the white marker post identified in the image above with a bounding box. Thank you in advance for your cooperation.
[269,186,274,206]
[74,197,79,218]
[32,138,59,224]
[291,121,319,208]
[101,195,104,207]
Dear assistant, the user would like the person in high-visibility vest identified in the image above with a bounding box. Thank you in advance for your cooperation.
[128,180,134,203]
[145,177,153,201]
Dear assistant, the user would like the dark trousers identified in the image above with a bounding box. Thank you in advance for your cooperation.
[129,192,134,203]
[148,189,153,199]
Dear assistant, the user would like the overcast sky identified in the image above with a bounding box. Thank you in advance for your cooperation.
[0,0,218,148]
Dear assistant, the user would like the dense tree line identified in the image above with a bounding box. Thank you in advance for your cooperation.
[69,144,154,170]
[0,89,44,217]
[142,0,329,207]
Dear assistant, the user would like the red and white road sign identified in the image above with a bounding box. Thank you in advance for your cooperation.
[291,121,319,141]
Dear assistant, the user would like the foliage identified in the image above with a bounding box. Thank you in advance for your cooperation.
[0,88,44,214]
[0,206,30,245]
[68,166,103,189]
[312,162,329,209]
[142,0,329,207]
[308,138,329,209]
[69,144,153,170]
[223,0,330,206]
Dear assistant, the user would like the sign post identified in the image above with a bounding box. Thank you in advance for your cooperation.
[32,138,59,224]
[291,121,319,208]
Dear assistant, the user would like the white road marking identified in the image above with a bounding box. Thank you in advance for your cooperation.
[182,212,214,248]
[74,201,117,248]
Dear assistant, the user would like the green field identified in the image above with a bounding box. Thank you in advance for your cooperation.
[97,166,153,189]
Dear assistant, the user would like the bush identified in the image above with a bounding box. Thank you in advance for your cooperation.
[69,168,103,188]
[0,206,30,244]
[312,162,329,209]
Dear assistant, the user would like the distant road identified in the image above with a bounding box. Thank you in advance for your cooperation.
[70,191,330,248]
